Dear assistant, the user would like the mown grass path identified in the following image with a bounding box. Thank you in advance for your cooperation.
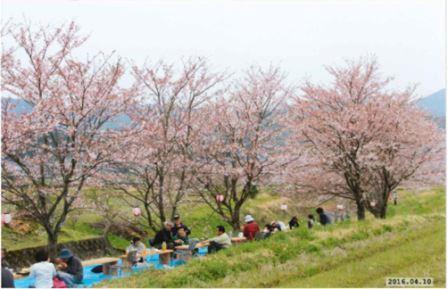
[281,219,445,287]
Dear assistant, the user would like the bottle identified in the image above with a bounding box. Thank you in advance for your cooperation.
[162,241,167,251]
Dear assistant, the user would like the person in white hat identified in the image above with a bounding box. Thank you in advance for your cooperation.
[242,214,260,241]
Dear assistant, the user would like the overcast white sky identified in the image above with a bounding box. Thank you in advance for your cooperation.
[2,0,445,97]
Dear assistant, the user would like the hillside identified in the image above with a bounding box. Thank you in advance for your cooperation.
[97,187,445,288]
[416,89,446,128]
[1,190,299,252]
[4,88,446,129]
[416,89,446,118]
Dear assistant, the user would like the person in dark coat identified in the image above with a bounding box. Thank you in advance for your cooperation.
[316,207,331,226]
[1,267,14,288]
[288,216,299,229]
[171,214,191,236]
[1,249,15,288]
[56,248,83,287]
[152,221,175,249]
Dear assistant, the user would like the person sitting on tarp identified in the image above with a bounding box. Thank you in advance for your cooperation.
[29,249,57,288]
[173,227,190,245]
[126,236,147,264]
[151,221,175,249]
[289,216,299,229]
[56,249,83,288]
[243,215,260,241]
[200,225,232,254]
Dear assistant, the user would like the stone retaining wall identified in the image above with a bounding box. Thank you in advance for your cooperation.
[3,237,111,271]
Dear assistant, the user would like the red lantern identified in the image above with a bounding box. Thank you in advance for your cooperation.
[132,207,142,217]
[216,194,224,203]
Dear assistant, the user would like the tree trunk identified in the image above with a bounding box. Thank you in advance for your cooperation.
[378,203,387,219]
[47,233,59,258]
[367,199,388,219]
[143,202,158,232]
[355,200,366,220]
[102,222,113,255]
[231,207,241,230]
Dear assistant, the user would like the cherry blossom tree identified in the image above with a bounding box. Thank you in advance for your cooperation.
[192,66,293,229]
[287,58,443,219]
[106,58,224,231]
[359,101,444,218]
[84,189,121,254]
[1,22,132,255]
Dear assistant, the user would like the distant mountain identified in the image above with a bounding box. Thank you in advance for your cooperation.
[3,89,446,128]
[416,89,445,128]
[1,97,131,129]
[416,89,446,118]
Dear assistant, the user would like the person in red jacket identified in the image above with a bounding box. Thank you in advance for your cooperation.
[243,215,260,241]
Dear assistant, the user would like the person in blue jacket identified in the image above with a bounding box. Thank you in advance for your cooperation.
[316,207,332,226]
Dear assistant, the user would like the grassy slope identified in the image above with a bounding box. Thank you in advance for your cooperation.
[97,187,445,288]
[2,191,289,251]
[2,212,103,251]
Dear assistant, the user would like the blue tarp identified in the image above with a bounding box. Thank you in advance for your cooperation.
[14,247,207,288]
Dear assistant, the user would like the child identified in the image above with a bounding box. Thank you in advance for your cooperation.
[307,214,315,229]
[30,249,57,288]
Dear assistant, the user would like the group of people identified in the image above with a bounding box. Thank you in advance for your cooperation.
[1,207,341,288]
[2,248,83,288]
[149,214,232,254]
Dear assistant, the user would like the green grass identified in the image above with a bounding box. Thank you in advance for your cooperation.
[386,186,445,217]
[3,187,445,288]
[281,220,445,287]
[2,223,100,251]
[2,211,128,252]
[97,187,445,288]
[1,191,287,251]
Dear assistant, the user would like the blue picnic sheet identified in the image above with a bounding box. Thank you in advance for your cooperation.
[14,247,208,288]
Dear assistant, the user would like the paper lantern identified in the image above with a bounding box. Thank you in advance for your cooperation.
[216,194,224,203]
[370,201,376,207]
[132,207,142,217]
[2,213,12,225]
[336,204,344,210]
[280,204,288,211]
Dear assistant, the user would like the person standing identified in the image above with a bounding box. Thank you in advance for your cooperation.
[56,249,83,288]
[171,214,191,236]
[316,207,331,226]
[243,215,260,241]
[335,204,345,222]
[393,191,398,205]
[29,249,57,288]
